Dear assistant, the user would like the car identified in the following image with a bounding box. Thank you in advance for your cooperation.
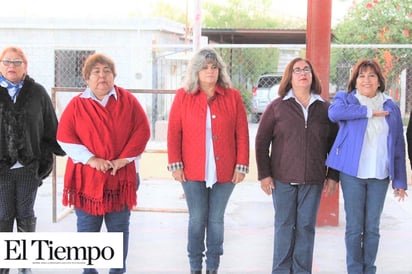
[251,73,282,123]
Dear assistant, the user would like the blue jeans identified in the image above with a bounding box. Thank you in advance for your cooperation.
[271,181,323,274]
[340,172,389,274]
[182,181,235,272]
[136,173,140,191]
[75,208,131,274]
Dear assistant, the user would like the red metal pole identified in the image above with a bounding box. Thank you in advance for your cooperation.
[306,0,339,226]
[306,0,332,99]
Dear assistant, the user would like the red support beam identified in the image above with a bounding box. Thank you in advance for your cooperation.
[306,0,332,99]
[306,0,339,227]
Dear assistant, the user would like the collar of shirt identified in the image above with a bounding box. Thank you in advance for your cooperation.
[80,86,117,107]
[283,88,324,103]
[194,84,226,96]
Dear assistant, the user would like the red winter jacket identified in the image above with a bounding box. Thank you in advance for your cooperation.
[167,85,249,183]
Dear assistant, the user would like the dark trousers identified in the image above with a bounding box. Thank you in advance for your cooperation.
[0,167,38,274]
[0,167,39,229]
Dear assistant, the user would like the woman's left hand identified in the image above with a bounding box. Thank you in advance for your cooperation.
[232,171,245,184]
[109,158,129,176]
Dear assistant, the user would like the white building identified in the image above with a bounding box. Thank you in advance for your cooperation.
[0,16,190,123]
[0,16,188,88]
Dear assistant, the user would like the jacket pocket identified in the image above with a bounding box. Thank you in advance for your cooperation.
[334,131,348,156]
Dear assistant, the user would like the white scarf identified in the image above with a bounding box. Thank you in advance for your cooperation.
[355,92,386,141]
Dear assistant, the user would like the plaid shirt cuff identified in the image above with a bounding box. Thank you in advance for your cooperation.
[167,162,184,172]
[236,164,249,174]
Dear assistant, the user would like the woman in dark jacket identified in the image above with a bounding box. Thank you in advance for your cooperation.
[0,46,66,274]
[255,57,338,274]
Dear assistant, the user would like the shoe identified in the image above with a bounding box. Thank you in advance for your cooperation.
[206,271,217,274]
[16,218,36,274]
[16,217,36,233]
[190,271,201,274]
[0,219,14,232]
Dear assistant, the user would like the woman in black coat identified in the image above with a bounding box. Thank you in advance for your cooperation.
[0,46,65,274]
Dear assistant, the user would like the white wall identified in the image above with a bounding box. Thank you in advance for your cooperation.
[0,17,186,94]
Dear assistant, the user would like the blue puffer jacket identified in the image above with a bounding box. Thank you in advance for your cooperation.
[326,90,407,190]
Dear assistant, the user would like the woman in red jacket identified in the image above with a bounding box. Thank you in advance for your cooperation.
[167,47,249,274]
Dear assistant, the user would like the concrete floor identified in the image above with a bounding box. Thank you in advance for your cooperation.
[7,122,412,273]
[5,177,411,274]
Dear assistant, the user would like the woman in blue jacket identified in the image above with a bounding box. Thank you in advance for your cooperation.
[326,59,407,274]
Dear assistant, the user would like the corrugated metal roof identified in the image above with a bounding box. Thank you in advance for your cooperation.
[202,28,331,44]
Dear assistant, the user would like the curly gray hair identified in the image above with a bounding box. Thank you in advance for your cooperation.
[183,47,232,93]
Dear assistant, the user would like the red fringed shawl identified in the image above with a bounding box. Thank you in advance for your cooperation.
[57,86,150,215]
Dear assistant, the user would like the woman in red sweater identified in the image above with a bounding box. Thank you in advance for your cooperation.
[57,53,150,274]
[167,48,249,274]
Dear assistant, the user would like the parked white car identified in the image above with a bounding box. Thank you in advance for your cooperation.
[251,73,282,123]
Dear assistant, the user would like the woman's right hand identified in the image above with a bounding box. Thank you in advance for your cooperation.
[260,177,274,195]
[86,156,113,173]
[394,188,408,202]
[372,110,389,117]
[172,169,186,183]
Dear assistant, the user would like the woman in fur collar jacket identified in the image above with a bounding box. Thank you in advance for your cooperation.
[0,46,65,274]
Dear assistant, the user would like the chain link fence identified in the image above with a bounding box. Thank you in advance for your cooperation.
[50,44,412,221]
[53,44,412,136]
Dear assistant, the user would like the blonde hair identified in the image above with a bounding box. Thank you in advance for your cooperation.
[0,46,28,65]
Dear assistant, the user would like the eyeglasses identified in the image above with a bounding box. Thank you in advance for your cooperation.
[90,68,113,77]
[292,67,312,75]
[1,60,24,67]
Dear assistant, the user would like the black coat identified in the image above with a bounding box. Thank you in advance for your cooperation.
[0,75,65,181]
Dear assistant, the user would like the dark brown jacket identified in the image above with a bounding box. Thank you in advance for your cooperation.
[255,96,338,184]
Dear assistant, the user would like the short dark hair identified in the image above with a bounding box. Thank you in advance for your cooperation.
[277,57,322,97]
[347,59,386,93]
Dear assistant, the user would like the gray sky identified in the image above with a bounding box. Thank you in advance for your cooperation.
[6,0,353,27]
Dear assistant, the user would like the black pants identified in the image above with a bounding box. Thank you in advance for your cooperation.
[0,167,40,222]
